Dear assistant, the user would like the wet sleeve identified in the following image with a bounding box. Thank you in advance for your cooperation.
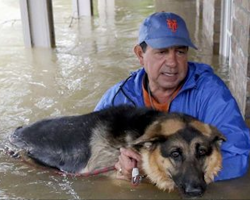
[198,78,250,181]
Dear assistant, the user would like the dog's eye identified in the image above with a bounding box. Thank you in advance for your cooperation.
[170,151,181,158]
[198,148,207,156]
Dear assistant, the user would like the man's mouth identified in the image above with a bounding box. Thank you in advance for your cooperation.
[162,72,177,77]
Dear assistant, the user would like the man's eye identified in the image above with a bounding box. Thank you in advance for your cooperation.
[176,50,186,55]
[157,50,166,54]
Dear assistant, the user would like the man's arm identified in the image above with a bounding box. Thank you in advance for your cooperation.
[198,77,250,181]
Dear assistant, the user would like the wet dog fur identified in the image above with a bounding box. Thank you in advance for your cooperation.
[8,105,225,197]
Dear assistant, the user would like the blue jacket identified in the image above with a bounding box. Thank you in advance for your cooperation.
[95,62,250,181]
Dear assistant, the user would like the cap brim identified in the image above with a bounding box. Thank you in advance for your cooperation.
[145,37,197,50]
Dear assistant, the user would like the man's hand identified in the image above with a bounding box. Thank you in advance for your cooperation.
[115,147,142,181]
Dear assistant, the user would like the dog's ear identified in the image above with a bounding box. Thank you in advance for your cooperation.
[132,135,164,151]
[190,120,226,146]
[132,118,185,151]
[210,126,226,146]
[131,120,165,151]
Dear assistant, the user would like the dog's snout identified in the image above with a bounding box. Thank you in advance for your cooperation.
[183,183,205,197]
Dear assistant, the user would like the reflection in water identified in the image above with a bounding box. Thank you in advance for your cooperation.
[0,0,228,199]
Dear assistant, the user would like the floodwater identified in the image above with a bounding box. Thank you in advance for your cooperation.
[0,0,229,199]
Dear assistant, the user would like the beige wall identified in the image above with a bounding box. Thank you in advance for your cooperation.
[201,0,250,120]
[230,0,250,119]
[202,0,221,54]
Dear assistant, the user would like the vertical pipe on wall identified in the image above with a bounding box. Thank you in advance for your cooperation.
[72,0,93,18]
[19,0,55,48]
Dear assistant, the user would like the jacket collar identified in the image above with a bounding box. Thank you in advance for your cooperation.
[122,62,213,104]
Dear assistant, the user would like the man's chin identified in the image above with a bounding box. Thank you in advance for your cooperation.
[158,83,180,91]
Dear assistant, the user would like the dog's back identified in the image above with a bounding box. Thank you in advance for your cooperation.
[9,105,163,173]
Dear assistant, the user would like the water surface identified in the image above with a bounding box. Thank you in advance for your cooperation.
[0,0,229,199]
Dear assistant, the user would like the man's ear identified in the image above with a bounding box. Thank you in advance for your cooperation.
[134,45,144,66]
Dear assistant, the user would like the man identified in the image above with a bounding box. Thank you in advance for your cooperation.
[94,12,250,181]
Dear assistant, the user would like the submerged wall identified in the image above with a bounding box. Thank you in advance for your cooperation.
[230,0,250,119]
[201,0,250,121]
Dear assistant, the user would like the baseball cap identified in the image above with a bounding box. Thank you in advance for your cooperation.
[138,12,197,49]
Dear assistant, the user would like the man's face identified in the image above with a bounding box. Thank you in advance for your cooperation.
[140,45,188,92]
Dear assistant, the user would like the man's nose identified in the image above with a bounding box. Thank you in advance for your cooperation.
[165,50,177,67]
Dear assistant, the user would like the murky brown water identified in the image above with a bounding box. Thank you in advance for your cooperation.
[0,0,231,199]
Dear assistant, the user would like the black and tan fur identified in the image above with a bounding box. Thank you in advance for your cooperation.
[8,105,225,197]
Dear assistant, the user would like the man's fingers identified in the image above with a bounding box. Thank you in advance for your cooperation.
[115,148,143,181]
[115,160,130,181]
[118,154,132,177]
[120,147,141,162]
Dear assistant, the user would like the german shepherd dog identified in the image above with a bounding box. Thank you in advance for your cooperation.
[8,105,225,197]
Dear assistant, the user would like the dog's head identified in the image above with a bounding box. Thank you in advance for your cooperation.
[132,113,226,197]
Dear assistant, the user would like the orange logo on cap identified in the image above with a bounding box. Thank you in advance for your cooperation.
[167,19,178,32]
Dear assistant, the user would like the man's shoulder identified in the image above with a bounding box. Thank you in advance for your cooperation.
[189,62,220,80]
[129,68,145,79]
[94,68,145,111]
[188,61,214,74]
[188,61,228,89]
[107,68,145,91]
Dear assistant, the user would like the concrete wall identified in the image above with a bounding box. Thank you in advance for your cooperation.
[230,0,250,119]
[202,0,221,54]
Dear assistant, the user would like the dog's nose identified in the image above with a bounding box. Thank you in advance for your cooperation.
[184,184,204,197]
